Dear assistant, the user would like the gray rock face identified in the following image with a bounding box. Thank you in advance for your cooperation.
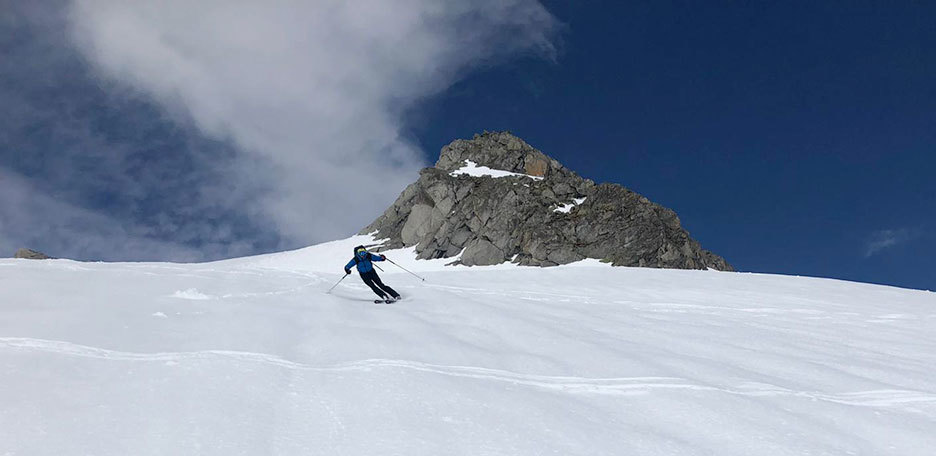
[362,131,733,271]
[14,248,51,260]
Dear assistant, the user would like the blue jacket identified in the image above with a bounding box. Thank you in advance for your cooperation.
[345,251,385,273]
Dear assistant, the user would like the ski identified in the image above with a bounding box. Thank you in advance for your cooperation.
[374,299,393,304]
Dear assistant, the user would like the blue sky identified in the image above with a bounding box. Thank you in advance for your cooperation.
[407,1,936,291]
[1,2,933,290]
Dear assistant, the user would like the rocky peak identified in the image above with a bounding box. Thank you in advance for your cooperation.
[362,132,732,271]
[434,131,569,179]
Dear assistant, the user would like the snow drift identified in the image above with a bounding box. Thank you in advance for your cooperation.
[1,234,935,455]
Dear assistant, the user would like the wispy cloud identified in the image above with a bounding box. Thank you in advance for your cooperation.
[0,169,231,261]
[1,3,271,260]
[1,1,559,260]
[66,0,559,245]
[864,228,920,258]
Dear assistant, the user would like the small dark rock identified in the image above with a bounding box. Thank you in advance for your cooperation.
[14,248,52,260]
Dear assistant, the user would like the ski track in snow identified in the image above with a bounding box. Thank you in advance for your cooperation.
[3,235,936,455]
[3,337,935,409]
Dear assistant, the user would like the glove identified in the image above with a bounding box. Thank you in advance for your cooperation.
[344,268,351,275]
[380,255,387,260]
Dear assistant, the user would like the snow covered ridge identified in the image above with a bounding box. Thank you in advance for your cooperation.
[449,159,544,180]
[2,236,935,455]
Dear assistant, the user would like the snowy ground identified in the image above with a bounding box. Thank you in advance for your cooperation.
[2,235,935,455]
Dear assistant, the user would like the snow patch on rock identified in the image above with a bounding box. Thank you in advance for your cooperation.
[450,160,544,181]
[554,197,587,213]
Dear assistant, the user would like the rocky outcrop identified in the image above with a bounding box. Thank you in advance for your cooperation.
[14,248,52,260]
[362,131,732,270]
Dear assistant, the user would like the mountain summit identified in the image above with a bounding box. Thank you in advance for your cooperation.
[363,131,732,270]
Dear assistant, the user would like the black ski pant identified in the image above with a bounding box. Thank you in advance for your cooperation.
[360,270,399,299]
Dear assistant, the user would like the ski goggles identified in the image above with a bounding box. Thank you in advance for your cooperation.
[356,248,367,254]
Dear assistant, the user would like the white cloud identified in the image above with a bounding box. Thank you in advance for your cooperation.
[864,228,919,258]
[65,0,558,248]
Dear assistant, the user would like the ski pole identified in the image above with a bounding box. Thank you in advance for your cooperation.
[326,273,350,293]
[373,249,385,272]
[385,258,426,282]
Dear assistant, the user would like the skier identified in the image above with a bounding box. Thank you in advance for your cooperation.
[344,245,401,302]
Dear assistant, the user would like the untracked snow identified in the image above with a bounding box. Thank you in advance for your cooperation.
[450,160,545,180]
[1,235,935,455]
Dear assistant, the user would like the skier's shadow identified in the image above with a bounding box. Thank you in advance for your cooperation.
[327,292,377,303]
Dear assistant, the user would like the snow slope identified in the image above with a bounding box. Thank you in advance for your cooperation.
[2,235,935,455]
